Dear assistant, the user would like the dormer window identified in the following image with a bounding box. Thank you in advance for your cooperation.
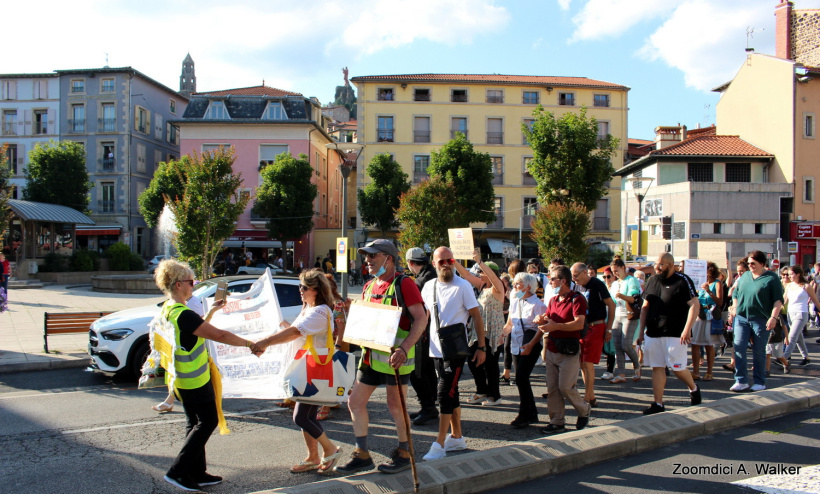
[263,102,287,120]
[205,101,228,119]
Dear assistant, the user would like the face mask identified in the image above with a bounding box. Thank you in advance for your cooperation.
[514,290,525,299]
[374,257,387,278]
[552,285,560,294]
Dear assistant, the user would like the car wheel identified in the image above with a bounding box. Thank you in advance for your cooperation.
[129,339,150,380]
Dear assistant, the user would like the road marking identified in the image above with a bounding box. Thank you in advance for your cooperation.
[731,464,820,494]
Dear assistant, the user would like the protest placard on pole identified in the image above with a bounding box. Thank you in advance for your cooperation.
[448,228,475,260]
[697,241,728,269]
[343,300,402,352]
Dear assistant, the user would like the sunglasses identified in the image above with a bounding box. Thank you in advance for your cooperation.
[603,275,612,279]
[436,258,456,266]
[550,277,563,282]
[178,279,194,286]
[365,252,383,259]
[298,284,312,292]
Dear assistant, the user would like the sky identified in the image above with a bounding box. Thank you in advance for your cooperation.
[5,0,820,140]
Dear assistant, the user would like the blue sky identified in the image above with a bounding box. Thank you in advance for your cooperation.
[6,0,820,139]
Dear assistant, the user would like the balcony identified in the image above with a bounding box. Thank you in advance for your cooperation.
[492,173,503,185]
[33,122,47,135]
[592,217,610,231]
[451,93,467,102]
[522,215,535,229]
[99,118,116,132]
[450,130,468,139]
[413,173,429,184]
[414,93,431,102]
[100,158,115,172]
[413,131,430,143]
[522,173,536,186]
[377,129,394,142]
[68,119,85,133]
[487,132,503,144]
[1,125,15,136]
[486,214,504,229]
[486,95,504,103]
[98,200,115,214]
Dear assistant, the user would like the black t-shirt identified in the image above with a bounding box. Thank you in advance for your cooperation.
[643,271,698,338]
[577,276,612,322]
[173,308,214,403]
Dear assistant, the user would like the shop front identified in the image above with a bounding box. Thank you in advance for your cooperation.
[789,222,820,269]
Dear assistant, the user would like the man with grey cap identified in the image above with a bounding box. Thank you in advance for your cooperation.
[336,239,428,475]
[405,247,440,426]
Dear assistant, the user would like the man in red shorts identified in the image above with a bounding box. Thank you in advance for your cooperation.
[570,263,615,407]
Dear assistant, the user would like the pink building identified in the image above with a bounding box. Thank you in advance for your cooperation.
[174,85,345,266]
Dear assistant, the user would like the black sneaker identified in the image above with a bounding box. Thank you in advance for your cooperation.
[576,415,590,430]
[412,408,439,426]
[334,451,375,474]
[643,402,666,415]
[377,448,411,474]
[409,410,422,420]
[540,424,566,434]
[799,358,811,366]
[164,474,201,492]
[194,473,222,486]
[690,386,702,406]
[510,416,532,429]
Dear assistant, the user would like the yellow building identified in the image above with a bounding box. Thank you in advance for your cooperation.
[350,74,629,259]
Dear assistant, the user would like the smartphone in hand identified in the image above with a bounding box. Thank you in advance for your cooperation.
[214,281,228,304]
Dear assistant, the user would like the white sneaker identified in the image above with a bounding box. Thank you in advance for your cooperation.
[443,434,467,452]
[730,382,750,392]
[600,372,614,380]
[750,384,766,392]
[423,441,447,460]
[482,397,503,406]
[467,394,487,404]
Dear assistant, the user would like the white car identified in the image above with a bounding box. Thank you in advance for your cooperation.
[147,255,166,274]
[237,261,292,276]
[88,275,303,378]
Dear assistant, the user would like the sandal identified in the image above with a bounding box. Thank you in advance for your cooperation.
[317,406,331,421]
[152,402,174,413]
[691,373,701,381]
[467,394,487,404]
[632,372,641,382]
[290,460,319,473]
[609,376,627,384]
[703,373,714,381]
[276,399,296,409]
[722,364,735,372]
[318,447,343,474]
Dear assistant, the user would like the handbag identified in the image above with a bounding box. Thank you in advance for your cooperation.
[710,317,724,335]
[551,337,580,355]
[434,281,470,360]
[283,311,356,406]
[626,290,643,321]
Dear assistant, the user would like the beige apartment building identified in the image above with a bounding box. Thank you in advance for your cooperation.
[350,73,629,258]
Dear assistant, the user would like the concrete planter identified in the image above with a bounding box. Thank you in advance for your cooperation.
[38,271,139,285]
[91,274,161,294]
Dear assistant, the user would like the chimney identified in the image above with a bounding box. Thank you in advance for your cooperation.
[775,1,793,60]
[654,125,686,150]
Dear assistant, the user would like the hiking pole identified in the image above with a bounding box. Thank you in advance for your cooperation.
[395,367,419,492]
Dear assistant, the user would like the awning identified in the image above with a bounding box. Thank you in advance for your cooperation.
[8,199,95,225]
[487,238,517,254]
[76,225,122,236]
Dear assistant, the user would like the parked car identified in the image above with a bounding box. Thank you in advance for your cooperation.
[147,255,166,274]
[88,274,303,378]
[237,261,292,276]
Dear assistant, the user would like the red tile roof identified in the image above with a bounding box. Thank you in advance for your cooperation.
[651,135,772,157]
[628,138,653,146]
[686,124,716,138]
[350,73,628,90]
[194,85,302,97]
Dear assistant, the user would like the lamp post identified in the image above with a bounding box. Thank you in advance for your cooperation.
[325,141,364,299]
[630,177,654,260]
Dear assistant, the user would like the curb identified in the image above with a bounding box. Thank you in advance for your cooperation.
[0,356,91,375]
[252,379,820,494]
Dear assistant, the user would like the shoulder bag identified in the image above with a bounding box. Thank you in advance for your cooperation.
[434,281,470,360]
[625,278,643,320]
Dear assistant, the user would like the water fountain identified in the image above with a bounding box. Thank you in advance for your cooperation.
[156,204,178,259]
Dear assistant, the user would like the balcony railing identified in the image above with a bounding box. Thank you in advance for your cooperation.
[377,129,394,142]
[68,119,85,133]
[33,122,47,135]
[492,173,503,185]
[522,173,536,186]
[413,172,429,184]
[1,125,15,136]
[487,132,503,144]
[522,214,535,229]
[101,158,115,172]
[377,92,394,101]
[486,214,504,229]
[450,129,468,139]
[98,200,115,213]
[414,93,431,102]
[486,95,504,103]
[99,118,116,132]
[451,93,467,102]
[592,217,610,231]
[413,131,430,143]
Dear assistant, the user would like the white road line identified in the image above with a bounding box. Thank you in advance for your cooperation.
[731,464,820,494]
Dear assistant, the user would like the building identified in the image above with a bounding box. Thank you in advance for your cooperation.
[350,73,629,258]
[174,85,344,266]
[614,126,789,264]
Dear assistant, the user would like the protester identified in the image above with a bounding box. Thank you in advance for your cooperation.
[313,273,352,421]
[336,239,427,474]
[728,251,784,392]
[690,262,724,381]
[254,270,344,474]
[609,258,642,384]
[724,259,749,372]
[600,267,617,380]
[783,265,818,366]
[421,247,486,460]
[153,259,259,491]
[534,265,591,434]
[501,259,524,384]
[0,253,9,296]
[636,253,702,414]
[501,272,546,428]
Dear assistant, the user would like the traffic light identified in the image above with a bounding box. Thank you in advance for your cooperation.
[661,216,672,240]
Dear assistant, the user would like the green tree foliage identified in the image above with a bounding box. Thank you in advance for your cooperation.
[165,148,249,279]
[530,203,590,265]
[23,140,92,213]
[396,178,467,251]
[0,145,12,248]
[358,153,411,236]
[523,106,618,210]
[106,242,132,271]
[253,153,317,271]
[427,133,496,225]
[138,159,186,228]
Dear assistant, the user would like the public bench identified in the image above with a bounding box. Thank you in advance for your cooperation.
[43,312,111,353]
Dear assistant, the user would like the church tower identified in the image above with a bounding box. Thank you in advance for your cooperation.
[179,53,196,97]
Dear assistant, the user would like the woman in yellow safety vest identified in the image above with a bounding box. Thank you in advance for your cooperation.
[154,259,259,492]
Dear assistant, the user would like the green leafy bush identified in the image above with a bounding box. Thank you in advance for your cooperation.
[130,253,145,271]
[70,249,100,271]
[41,253,71,272]
[107,242,132,271]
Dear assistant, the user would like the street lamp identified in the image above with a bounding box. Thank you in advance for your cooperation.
[630,177,654,260]
[325,141,364,299]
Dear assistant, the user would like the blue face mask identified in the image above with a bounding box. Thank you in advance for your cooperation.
[514,290,525,299]
[552,286,560,294]
[373,257,387,278]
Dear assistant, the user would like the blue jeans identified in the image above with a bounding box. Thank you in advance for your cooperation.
[733,315,770,386]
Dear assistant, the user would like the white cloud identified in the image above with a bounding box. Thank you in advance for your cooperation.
[557,0,572,10]
[568,0,680,43]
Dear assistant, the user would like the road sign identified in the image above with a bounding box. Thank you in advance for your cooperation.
[788,242,799,253]
[691,233,701,239]
[771,259,780,270]
[336,237,348,273]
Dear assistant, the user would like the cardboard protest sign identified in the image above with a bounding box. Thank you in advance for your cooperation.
[684,259,708,289]
[343,300,402,352]
[697,241,728,269]
[448,228,475,260]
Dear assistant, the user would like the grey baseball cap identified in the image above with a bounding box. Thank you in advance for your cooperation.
[405,247,428,263]
[358,239,399,259]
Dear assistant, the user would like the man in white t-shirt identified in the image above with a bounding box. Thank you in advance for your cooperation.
[420,246,485,461]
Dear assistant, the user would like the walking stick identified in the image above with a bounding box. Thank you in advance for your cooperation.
[395,367,419,492]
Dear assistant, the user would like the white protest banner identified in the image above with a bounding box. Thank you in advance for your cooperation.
[684,259,708,289]
[343,300,402,352]
[209,269,297,399]
[448,228,475,260]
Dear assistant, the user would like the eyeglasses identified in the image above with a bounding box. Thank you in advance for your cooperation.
[603,275,612,279]
[178,280,194,286]
[364,252,382,259]
[550,277,563,282]
[436,258,456,266]
[299,284,312,292]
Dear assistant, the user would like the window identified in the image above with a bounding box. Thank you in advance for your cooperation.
[259,144,288,167]
[523,197,538,216]
[805,113,815,138]
[100,103,115,132]
[414,88,430,102]
[594,94,610,107]
[71,79,85,93]
[4,144,17,175]
[593,199,609,230]
[413,116,430,143]
[804,177,815,203]
[486,90,504,104]
[559,92,575,106]
[101,143,115,171]
[101,78,115,92]
[377,88,394,101]
[169,99,176,114]
[491,156,504,185]
[413,155,429,183]
[597,121,610,146]
[450,117,467,139]
[688,163,713,182]
[754,223,763,234]
[263,102,287,120]
[100,182,115,213]
[202,144,227,154]
[523,157,536,185]
[2,80,17,99]
[377,116,394,142]
[135,106,149,133]
[2,110,17,135]
[713,223,722,234]
[451,89,467,102]
[136,143,146,173]
[204,101,227,119]
[33,110,48,135]
[70,105,85,132]
[34,80,48,99]
[487,118,503,144]
[490,197,504,227]
[523,91,539,104]
[726,163,751,182]
[522,118,534,144]
[167,123,178,145]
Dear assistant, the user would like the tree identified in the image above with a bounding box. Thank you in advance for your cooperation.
[530,203,590,264]
[396,178,467,250]
[358,153,411,236]
[24,140,92,213]
[427,133,496,225]
[253,153,317,271]
[0,146,11,249]
[138,159,187,228]
[523,106,618,210]
[165,148,249,279]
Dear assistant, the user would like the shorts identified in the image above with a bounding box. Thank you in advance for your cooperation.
[643,335,688,371]
[581,322,606,364]
[767,341,784,359]
[434,357,466,415]
[356,362,410,386]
